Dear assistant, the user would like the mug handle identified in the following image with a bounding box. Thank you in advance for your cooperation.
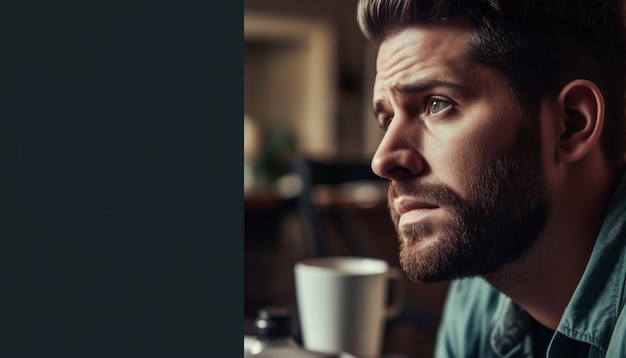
[384,267,406,319]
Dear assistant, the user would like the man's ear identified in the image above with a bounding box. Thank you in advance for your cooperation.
[556,79,605,163]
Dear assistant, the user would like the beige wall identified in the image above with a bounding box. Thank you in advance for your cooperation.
[244,0,379,160]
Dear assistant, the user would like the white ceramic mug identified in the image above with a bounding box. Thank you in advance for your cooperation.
[294,256,405,358]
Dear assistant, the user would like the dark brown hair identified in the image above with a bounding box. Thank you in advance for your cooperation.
[358,0,626,171]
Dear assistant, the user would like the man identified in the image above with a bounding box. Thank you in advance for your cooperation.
[357,0,626,356]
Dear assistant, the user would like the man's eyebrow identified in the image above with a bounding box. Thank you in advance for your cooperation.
[372,79,467,118]
[392,79,466,95]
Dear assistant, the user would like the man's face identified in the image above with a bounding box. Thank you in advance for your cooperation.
[371,20,550,283]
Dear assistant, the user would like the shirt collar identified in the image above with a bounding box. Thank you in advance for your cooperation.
[555,170,626,350]
[490,295,532,357]
[489,171,626,355]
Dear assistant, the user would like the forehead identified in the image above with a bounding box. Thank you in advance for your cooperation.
[377,19,472,63]
[375,20,474,93]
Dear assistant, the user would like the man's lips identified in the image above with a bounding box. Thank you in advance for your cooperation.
[394,197,440,227]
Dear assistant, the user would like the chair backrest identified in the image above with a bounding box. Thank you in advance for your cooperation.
[292,157,388,258]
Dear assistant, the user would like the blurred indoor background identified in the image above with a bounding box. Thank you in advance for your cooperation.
[244,1,450,357]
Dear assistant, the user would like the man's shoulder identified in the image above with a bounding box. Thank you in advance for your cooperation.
[605,300,626,354]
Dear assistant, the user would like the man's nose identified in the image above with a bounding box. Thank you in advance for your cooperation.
[371,120,425,181]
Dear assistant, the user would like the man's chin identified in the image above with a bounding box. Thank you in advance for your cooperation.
[398,234,500,283]
[398,237,456,283]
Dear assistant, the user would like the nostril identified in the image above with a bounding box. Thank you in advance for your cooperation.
[387,166,413,179]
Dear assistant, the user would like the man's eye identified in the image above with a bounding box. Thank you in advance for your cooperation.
[428,99,451,115]
[379,116,393,131]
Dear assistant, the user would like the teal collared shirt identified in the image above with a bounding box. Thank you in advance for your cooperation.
[434,173,626,357]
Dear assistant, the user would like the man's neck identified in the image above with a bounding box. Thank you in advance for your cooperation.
[484,163,618,330]
[485,226,595,330]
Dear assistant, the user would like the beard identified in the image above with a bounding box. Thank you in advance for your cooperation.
[391,121,550,283]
